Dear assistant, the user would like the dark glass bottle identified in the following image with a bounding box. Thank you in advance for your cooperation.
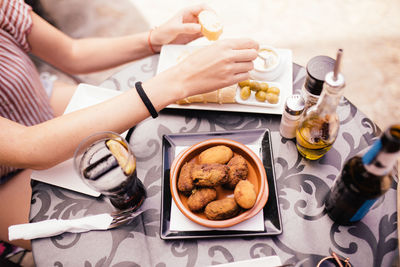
[324,124,400,225]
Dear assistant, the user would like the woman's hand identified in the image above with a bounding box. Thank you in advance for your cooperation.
[150,4,210,52]
[150,39,258,103]
[169,38,259,99]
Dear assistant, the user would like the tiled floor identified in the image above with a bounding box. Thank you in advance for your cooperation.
[12,0,400,266]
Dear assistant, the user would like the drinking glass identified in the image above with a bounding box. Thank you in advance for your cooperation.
[74,131,146,210]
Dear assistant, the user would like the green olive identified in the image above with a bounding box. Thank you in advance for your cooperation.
[240,86,251,100]
[238,80,250,88]
[249,81,261,91]
[259,82,269,92]
[266,93,279,104]
[268,86,280,95]
[255,91,267,102]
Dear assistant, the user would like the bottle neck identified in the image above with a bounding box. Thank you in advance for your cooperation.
[301,86,319,111]
[314,75,345,115]
[363,125,400,176]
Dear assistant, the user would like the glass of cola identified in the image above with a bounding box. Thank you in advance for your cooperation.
[74,131,146,210]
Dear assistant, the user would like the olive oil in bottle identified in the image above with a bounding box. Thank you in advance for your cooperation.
[325,124,400,225]
[296,49,345,160]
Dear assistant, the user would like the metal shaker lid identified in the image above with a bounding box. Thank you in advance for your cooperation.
[285,94,305,116]
[305,55,336,96]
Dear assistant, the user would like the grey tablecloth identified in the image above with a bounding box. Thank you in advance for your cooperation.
[30,55,398,267]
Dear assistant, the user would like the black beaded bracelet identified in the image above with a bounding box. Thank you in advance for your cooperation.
[135,81,158,118]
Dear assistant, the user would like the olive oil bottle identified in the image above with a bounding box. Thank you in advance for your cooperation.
[296,49,345,160]
[325,125,400,225]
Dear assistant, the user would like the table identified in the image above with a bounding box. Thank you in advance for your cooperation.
[30,54,398,266]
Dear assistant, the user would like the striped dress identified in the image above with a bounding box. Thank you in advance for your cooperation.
[0,0,54,181]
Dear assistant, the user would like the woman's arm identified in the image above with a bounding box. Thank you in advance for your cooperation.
[0,88,152,169]
[0,70,180,169]
[0,39,258,170]
[27,5,206,74]
[28,12,152,74]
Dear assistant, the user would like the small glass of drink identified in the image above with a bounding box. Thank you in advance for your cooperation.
[74,131,146,210]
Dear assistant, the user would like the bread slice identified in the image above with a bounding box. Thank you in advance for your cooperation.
[198,10,223,41]
[202,90,219,103]
[218,85,236,104]
[176,94,204,105]
[176,85,237,105]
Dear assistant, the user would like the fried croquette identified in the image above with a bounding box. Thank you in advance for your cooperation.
[234,180,257,209]
[225,154,249,189]
[198,145,233,164]
[177,162,195,193]
[204,198,240,220]
[187,188,217,212]
[192,163,229,187]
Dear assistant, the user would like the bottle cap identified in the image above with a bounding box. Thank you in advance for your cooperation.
[305,56,336,96]
[384,124,400,153]
[325,72,345,89]
[285,94,305,116]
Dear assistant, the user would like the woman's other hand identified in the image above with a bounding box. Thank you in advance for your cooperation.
[178,39,258,95]
[149,4,210,52]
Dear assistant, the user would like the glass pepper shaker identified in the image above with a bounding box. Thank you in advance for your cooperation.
[280,94,305,139]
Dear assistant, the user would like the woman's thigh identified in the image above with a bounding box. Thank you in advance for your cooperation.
[0,169,32,250]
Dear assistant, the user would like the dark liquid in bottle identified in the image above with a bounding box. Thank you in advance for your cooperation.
[324,156,390,224]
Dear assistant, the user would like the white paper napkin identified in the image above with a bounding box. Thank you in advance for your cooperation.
[206,256,282,267]
[170,144,265,232]
[8,214,113,241]
[170,201,264,231]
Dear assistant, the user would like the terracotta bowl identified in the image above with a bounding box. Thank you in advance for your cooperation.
[170,138,269,228]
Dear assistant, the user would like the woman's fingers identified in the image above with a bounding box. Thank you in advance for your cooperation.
[222,62,254,86]
[172,37,259,96]
[232,61,254,74]
[210,38,258,62]
[182,4,211,21]
[220,38,259,51]
[232,72,252,84]
[180,23,202,34]
[231,48,258,62]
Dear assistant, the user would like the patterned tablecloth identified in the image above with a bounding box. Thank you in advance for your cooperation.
[30,54,398,267]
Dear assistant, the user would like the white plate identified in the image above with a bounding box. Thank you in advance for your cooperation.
[157,44,292,114]
[235,80,282,107]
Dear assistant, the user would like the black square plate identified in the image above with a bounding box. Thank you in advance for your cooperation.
[160,128,282,239]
